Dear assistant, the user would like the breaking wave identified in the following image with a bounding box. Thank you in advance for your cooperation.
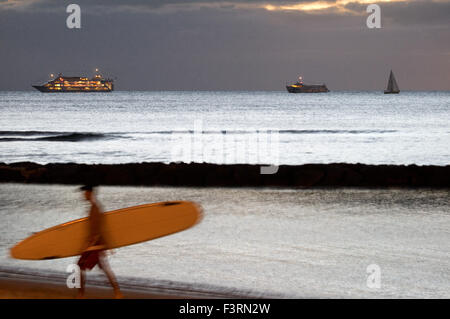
[0,131,114,142]
[0,128,396,143]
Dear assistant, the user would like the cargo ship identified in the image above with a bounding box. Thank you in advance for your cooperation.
[32,69,113,92]
[286,76,329,93]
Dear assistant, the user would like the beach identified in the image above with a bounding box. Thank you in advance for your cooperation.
[1,183,449,299]
[0,276,179,299]
[0,270,251,299]
[1,162,450,188]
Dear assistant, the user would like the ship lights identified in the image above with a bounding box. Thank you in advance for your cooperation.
[33,71,113,92]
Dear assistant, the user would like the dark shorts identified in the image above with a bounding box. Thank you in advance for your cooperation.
[77,250,104,270]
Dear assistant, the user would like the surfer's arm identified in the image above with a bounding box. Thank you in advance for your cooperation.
[83,203,108,250]
[80,234,101,252]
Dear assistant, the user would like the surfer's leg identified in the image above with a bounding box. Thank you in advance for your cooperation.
[77,270,86,298]
[98,255,123,298]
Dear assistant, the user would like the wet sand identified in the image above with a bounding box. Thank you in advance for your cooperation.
[0,277,241,299]
[0,270,251,299]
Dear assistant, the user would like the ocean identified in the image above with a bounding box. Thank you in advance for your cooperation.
[0,91,449,165]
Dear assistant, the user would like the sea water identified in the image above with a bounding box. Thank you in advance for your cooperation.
[0,91,449,298]
[0,91,449,165]
[0,184,449,298]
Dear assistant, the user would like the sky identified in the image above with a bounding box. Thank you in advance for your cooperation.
[0,0,449,91]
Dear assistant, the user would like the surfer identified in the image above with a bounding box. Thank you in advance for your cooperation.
[77,184,123,299]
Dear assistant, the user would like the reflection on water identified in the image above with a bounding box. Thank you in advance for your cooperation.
[0,91,449,165]
[0,184,449,298]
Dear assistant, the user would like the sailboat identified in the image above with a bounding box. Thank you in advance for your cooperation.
[384,70,400,94]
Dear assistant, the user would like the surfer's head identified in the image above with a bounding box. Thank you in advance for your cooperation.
[80,184,96,201]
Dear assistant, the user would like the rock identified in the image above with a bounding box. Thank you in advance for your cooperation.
[0,162,448,188]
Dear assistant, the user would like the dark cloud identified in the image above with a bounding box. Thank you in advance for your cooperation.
[3,0,449,27]
[0,0,449,91]
[343,1,450,27]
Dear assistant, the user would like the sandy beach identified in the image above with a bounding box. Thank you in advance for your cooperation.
[1,162,449,188]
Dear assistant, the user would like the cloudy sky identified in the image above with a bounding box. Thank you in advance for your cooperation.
[0,0,449,90]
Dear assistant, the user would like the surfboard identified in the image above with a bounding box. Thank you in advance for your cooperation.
[10,201,203,260]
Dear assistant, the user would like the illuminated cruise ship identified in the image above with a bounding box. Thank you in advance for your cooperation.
[32,69,114,92]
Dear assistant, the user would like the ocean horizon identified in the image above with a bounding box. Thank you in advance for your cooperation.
[1,90,449,166]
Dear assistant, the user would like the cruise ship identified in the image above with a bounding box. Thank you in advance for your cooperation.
[286,76,329,93]
[32,70,114,92]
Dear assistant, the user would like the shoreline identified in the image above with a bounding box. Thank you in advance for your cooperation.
[0,162,449,188]
[0,277,178,299]
[0,266,269,299]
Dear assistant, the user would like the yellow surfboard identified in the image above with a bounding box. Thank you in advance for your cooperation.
[10,201,203,260]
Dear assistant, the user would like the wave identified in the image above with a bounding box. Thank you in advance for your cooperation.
[140,129,397,135]
[0,131,64,136]
[0,131,113,142]
[279,129,397,134]
[0,129,397,143]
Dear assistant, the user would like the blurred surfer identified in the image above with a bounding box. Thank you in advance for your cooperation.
[77,185,123,299]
